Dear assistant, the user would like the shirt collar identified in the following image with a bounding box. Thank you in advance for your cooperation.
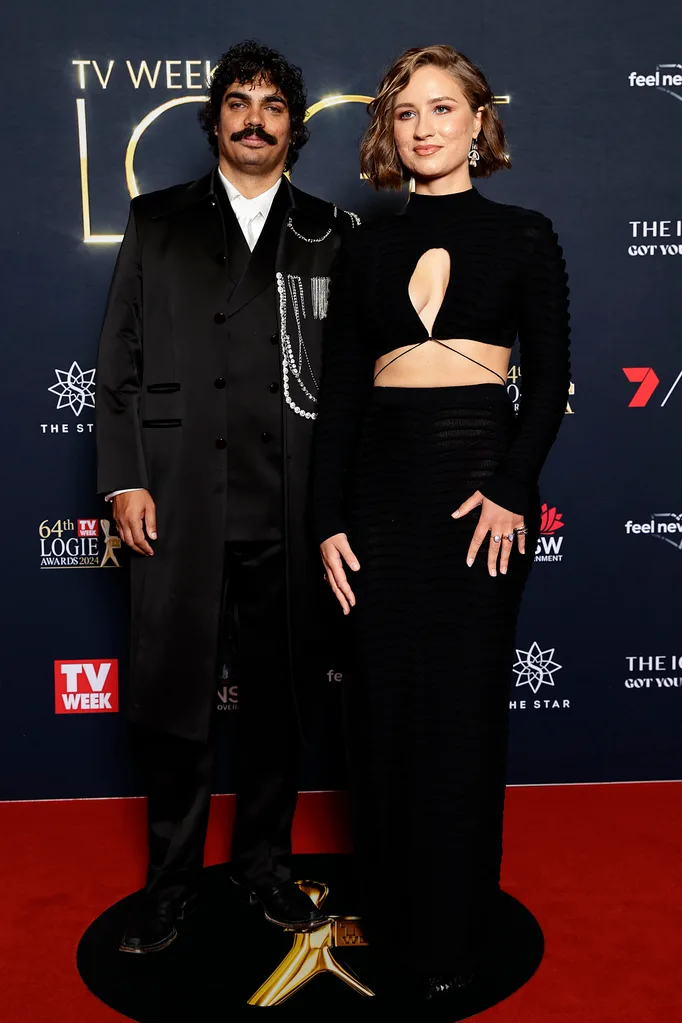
[218,169,283,219]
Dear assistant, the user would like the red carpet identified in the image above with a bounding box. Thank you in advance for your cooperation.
[0,783,680,1022]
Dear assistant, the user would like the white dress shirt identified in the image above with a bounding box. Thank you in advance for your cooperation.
[106,172,283,502]
[219,169,282,250]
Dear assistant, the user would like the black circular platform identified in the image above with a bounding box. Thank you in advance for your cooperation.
[77,854,543,1021]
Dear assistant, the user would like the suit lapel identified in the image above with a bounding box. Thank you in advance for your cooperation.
[226,179,292,319]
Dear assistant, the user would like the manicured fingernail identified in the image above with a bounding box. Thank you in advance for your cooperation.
[351,562,360,571]
[491,569,497,577]
[452,511,460,518]
[149,531,157,539]
[466,558,474,567]
[500,567,507,575]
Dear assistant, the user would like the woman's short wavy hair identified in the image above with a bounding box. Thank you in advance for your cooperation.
[360,45,510,190]
[198,40,309,172]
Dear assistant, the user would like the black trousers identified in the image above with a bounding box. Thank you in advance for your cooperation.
[139,540,300,908]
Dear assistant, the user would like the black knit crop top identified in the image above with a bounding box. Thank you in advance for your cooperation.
[311,186,571,544]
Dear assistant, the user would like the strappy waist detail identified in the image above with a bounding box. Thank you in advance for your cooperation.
[373,338,507,385]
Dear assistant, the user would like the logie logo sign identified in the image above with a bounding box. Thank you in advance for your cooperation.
[71,55,510,244]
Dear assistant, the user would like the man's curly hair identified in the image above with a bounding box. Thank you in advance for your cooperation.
[198,41,310,171]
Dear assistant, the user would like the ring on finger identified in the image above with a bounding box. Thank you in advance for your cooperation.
[504,533,515,543]
[514,526,528,535]
[493,535,501,543]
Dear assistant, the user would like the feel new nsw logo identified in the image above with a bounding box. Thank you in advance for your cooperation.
[54,660,119,713]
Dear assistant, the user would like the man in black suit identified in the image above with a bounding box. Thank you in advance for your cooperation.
[96,40,358,953]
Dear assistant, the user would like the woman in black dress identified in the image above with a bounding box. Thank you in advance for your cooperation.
[312,45,570,999]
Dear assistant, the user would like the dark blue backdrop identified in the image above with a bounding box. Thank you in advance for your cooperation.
[2,0,681,801]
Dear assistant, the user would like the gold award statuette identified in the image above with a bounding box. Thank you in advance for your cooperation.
[99,518,122,568]
[248,881,374,1007]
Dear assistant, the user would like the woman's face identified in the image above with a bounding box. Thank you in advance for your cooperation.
[393,65,482,183]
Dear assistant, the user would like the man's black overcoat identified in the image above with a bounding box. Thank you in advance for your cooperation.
[96,169,358,742]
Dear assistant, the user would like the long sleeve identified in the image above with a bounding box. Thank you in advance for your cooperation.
[95,202,149,496]
[480,215,571,516]
[311,231,375,545]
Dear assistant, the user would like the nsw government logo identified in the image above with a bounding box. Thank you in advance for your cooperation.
[39,517,122,568]
[54,659,119,713]
[535,503,564,563]
[510,642,570,711]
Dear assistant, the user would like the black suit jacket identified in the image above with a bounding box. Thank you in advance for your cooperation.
[96,168,359,740]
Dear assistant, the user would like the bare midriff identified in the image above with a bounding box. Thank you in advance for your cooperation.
[373,339,511,388]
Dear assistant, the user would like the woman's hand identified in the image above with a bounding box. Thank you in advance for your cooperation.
[452,491,527,577]
[320,533,360,614]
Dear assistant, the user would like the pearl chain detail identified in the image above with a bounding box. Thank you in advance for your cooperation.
[276,272,318,420]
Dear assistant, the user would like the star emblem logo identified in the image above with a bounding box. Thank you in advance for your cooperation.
[513,642,562,694]
[48,361,96,417]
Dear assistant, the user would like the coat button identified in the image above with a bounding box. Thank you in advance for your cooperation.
[214,377,226,388]
[269,382,280,393]
[215,253,227,266]
[270,333,279,345]
[215,438,227,449]
[214,312,226,324]
[261,431,272,443]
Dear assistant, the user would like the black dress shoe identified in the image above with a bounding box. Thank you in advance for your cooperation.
[424,971,476,999]
[119,891,198,954]
[229,876,329,931]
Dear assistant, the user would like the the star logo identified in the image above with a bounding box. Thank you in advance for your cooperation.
[513,642,562,694]
[48,361,96,417]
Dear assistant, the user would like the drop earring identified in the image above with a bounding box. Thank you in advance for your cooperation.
[468,136,480,168]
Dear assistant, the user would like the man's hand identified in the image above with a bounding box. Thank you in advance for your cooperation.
[320,533,360,615]
[112,489,157,556]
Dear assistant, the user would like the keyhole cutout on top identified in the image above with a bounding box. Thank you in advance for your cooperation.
[408,248,451,337]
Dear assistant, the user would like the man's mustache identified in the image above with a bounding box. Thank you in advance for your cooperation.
[231,125,278,146]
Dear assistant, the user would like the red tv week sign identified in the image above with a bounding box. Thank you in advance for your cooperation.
[54,660,119,713]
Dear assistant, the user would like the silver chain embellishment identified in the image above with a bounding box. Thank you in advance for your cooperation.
[276,272,318,420]
[286,216,331,244]
[333,206,361,228]
[287,273,307,335]
[311,276,330,319]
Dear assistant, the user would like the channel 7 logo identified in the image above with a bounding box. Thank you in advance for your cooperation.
[622,367,682,407]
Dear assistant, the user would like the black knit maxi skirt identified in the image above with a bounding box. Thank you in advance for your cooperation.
[345,384,539,977]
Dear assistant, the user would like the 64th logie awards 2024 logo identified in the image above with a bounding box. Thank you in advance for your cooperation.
[39,517,122,568]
